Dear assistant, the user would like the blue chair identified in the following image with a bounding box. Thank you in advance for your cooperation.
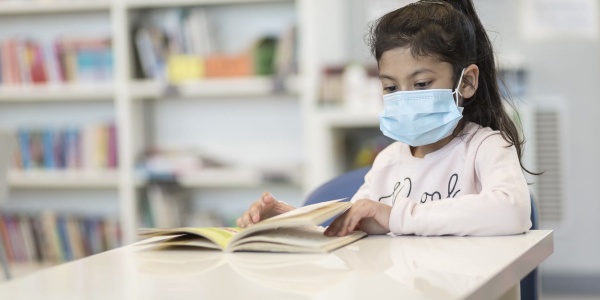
[304,166,540,300]
[521,195,539,300]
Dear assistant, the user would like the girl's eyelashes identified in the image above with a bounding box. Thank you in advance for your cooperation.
[382,80,433,93]
[383,86,398,93]
[414,81,432,89]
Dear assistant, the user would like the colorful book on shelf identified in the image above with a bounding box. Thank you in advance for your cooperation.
[139,199,366,253]
[0,211,122,264]
[166,54,205,83]
[13,123,118,171]
[0,36,113,85]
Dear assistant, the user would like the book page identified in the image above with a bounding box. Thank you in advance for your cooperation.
[139,227,242,250]
[228,200,352,247]
[267,198,347,222]
[152,234,222,250]
[230,227,366,253]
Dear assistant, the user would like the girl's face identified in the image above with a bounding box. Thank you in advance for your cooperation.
[378,47,455,95]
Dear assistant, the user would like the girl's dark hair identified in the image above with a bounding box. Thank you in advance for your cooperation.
[370,0,538,175]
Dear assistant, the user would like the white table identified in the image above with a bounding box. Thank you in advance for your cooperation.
[0,230,553,300]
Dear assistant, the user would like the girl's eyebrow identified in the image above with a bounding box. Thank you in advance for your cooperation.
[409,68,435,78]
[379,74,396,81]
[379,68,435,81]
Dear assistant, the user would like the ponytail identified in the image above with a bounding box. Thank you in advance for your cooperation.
[369,0,539,175]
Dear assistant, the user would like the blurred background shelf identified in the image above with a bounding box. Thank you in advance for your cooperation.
[0,1,110,15]
[129,76,299,100]
[177,168,300,188]
[177,168,264,188]
[0,84,115,102]
[8,170,120,189]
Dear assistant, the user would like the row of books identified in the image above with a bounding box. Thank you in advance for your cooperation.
[0,212,121,264]
[13,123,118,171]
[133,8,297,82]
[0,37,113,86]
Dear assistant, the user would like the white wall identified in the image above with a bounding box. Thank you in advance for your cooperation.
[476,0,600,276]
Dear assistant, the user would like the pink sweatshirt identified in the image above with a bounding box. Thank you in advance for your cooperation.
[351,122,532,236]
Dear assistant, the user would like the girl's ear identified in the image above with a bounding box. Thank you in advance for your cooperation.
[460,64,479,99]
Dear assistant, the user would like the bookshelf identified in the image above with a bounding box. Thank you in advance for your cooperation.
[0,0,319,280]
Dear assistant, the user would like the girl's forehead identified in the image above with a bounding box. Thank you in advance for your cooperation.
[380,48,442,68]
[379,48,452,76]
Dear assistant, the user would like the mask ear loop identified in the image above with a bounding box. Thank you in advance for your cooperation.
[453,68,466,106]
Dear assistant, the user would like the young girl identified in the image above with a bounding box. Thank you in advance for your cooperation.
[237,0,533,237]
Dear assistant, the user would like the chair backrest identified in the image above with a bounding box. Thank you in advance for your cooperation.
[530,195,539,230]
[303,166,539,300]
[303,166,370,207]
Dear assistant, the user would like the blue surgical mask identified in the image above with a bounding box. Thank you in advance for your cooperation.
[379,69,466,147]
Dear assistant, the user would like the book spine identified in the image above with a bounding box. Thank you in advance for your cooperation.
[17,128,31,170]
[80,218,92,257]
[56,216,71,261]
[41,211,60,262]
[42,128,56,170]
[54,129,65,169]
[66,216,84,259]
[107,123,117,169]
[29,217,45,263]
[7,215,24,262]
[89,218,103,254]
[8,39,21,84]
[54,40,67,83]
[30,42,48,84]
[19,215,35,262]
[96,125,108,169]
[29,130,44,169]
[43,41,60,85]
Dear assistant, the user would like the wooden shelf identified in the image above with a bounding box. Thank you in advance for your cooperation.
[129,76,299,100]
[8,170,120,189]
[0,1,110,15]
[0,84,115,102]
[125,0,293,10]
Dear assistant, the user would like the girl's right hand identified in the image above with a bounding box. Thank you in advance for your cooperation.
[236,192,296,228]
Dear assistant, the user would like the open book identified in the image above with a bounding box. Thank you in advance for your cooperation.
[138,199,366,253]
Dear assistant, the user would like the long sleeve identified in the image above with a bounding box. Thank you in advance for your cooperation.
[388,134,532,236]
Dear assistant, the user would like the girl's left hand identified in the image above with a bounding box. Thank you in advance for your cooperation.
[324,199,392,237]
